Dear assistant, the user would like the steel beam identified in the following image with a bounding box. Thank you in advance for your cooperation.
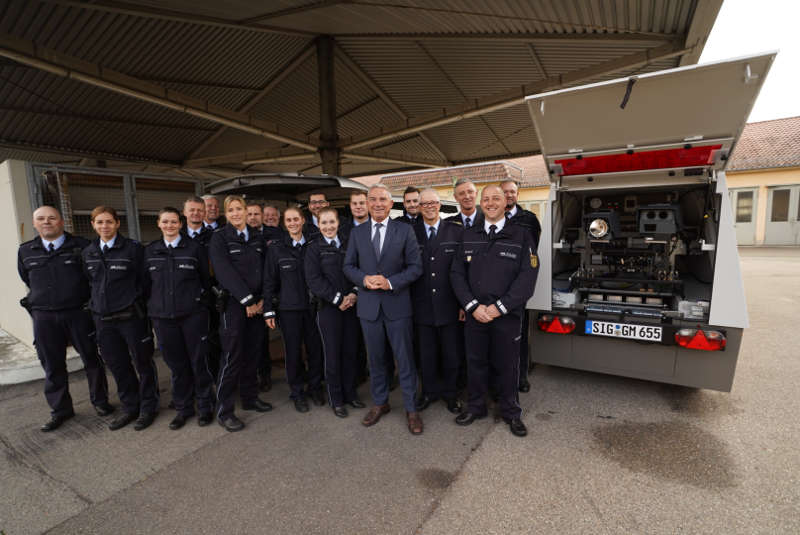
[0,35,317,152]
[239,1,349,24]
[342,151,441,169]
[122,175,141,240]
[317,35,340,175]
[186,43,316,159]
[342,42,691,151]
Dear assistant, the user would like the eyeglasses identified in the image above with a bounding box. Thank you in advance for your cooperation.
[419,201,440,208]
[308,200,328,205]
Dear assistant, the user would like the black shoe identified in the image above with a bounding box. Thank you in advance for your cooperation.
[169,414,188,430]
[94,402,115,417]
[40,411,74,432]
[332,406,348,418]
[415,395,433,411]
[455,411,485,426]
[197,413,213,427]
[219,415,245,432]
[445,398,463,414]
[109,412,138,431]
[309,389,326,406]
[518,380,531,393]
[242,398,273,413]
[348,398,366,409]
[504,417,528,437]
[294,397,310,413]
[134,412,157,431]
[259,376,272,393]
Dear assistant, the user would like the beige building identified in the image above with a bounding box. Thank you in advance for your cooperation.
[727,116,800,246]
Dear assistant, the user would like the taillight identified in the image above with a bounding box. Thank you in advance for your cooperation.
[674,328,726,351]
[538,314,576,334]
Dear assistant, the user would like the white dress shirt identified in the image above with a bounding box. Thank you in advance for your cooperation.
[41,234,66,251]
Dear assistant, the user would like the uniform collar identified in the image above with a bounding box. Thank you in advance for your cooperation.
[100,235,117,249]
[186,224,204,238]
[311,215,319,228]
[506,205,518,218]
[425,219,440,235]
[483,217,506,235]
[325,236,340,248]
[292,235,306,248]
[204,220,219,230]
[41,233,66,251]
[461,211,477,226]
[164,235,182,248]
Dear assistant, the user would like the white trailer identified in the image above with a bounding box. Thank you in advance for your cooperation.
[525,52,776,391]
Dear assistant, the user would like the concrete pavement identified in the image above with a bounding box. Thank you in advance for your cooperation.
[1,248,798,534]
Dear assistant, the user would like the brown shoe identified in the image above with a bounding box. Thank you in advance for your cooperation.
[407,411,423,435]
[361,404,390,427]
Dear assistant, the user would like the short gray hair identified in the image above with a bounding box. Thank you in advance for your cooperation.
[201,194,218,201]
[453,178,475,189]
[369,184,392,196]
[419,188,440,201]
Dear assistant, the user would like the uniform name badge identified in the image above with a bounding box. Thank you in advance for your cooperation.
[530,252,538,268]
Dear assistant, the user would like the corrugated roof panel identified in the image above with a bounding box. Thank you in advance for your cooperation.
[250,56,320,133]
[335,99,403,140]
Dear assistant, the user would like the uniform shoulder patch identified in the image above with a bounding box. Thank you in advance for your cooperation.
[530,252,538,268]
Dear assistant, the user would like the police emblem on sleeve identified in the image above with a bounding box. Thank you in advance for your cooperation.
[530,252,538,268]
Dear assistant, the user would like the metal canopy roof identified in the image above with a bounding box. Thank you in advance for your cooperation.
[0,1,722,181]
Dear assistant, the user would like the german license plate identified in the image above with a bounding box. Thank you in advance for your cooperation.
[585,320,662,342]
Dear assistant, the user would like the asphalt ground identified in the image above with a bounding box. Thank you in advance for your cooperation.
[1,247,798,534]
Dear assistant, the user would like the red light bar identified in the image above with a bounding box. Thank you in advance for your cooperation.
[538,314,576,334]
[674,328,726,351]
[554,145,722,176]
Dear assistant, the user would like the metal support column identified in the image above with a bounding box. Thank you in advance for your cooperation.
[316,35,340,176]
[122,175,141,240]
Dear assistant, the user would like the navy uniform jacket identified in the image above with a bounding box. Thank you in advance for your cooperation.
[182,225,213,248]
[450,222,538,319]
[506,204,542,249]
[446,208,485,229]
[261,225,285,244]
[82,234,145,316]
[144,237,211,319]
[302,220,322,243]
[208,224,264,308]
[393,213,422,226]
[343,218,423,321]
[262,235,313,318]
[18,232,91,310]
[411,220,463,326]
[304,234,357,308]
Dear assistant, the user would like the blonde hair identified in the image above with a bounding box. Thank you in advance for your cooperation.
[223,195,246,213]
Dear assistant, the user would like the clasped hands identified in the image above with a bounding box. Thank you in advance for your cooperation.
[363,274,391,291]
[472,304,501,324]
[246,299,263,318]
[338,293,357,311]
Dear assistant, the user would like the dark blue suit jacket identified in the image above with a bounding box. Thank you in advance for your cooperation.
[343,218,422,321]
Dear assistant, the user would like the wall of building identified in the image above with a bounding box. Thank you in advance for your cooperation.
[0,160,35,347]
[728,166,800,245]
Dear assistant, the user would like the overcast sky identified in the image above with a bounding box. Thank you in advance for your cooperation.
[699,0,800,122]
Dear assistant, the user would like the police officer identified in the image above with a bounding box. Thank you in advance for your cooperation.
[208,195,273,432]
[263,206,325,413]
[500,179,542,393]
[202,195,225,230]
[82,206,158,431]
[411,190,464,414]
[450,185,538,437]
[446,178,484,229]
[394,186,422,226]
[17,206,113,432]
[183,196,219,381]
[144,207,215,430]
[302,192,328,242]
[246,200,274,393]
[304,207,365,418]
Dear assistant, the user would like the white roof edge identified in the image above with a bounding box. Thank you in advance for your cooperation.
[525,50,779,103]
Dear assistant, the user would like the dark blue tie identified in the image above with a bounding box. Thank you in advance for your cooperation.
[489,224,497,239]
[372,223,383,258]
[429,226,436,240]
[464,217,471,229]
[48,243,55,253]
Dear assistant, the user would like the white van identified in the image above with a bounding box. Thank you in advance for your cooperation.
[525,52,775,391]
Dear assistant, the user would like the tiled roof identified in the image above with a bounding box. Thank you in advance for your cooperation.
[361,155,551,193]
[728,116,800,171]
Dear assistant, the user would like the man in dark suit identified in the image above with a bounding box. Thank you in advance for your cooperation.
[343,184,424,435]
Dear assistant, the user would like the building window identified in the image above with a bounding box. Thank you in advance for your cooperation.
[735,191,753,223]
[771,189,790,222]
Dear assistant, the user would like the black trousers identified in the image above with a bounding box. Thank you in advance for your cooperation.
[32,308,109,417]
[519,309,530,383]
[279,309,323,400]
[216,304,262,420]
[316,304,359,407]
[206,304,221,382]
[152,309,214,417]
[258,325,272,383]
[94,314,158,416]
[417,321,461,401]
[464,313,522,420]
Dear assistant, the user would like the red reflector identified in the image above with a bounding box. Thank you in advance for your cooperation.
[538,315,576,334]
[555,145,722,176]
[674,328,726,351]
